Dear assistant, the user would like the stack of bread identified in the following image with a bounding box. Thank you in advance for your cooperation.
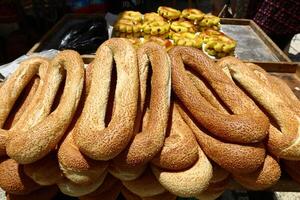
[113,7,236,58]
[0,38,299,200]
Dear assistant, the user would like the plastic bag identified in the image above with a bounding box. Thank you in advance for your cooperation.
[59,17,108,54]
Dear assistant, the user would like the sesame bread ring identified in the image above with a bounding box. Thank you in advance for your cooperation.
[57,170,108,197]
[79,174,121,200]
[151,146,213,197]
[7,50,85,164]
[181,8,205,21]
[177,102,266,174]
[0,159,41,195]
[233,155,281,190]
[74,38,139,161]
[157,6,181,20]
[121,186,176,200]
[123,168,166,197]
[0,57,49,156]
[217,58,300,159]
[169,46,269,144]
[109,42,171,180]
[151,103,198,171]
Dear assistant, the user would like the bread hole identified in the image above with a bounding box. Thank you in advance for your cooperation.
[50,68,66,112]
[3,76,40,130]
[104,60,117,127]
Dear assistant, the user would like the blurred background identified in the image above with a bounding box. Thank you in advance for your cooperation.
[0,0,299,65]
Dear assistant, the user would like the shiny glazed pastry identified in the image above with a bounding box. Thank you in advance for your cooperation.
[181,8,205,21]
[170,20,196,33]
[171,32,203,48]
[157,6,181,20]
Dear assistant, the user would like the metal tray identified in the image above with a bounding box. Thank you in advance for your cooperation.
[220,19,291,62]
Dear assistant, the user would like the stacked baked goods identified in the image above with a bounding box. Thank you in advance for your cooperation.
[113,7,236,58]
[0,38,299,200]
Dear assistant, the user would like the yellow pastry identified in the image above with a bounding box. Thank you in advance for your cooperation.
[157,6,181,20]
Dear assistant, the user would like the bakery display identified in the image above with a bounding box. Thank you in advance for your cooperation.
[0,38,299,199]
[113,7,236,58]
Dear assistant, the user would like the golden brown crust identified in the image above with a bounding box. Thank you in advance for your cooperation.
[151,103,198,170]
[0,159,41,195]
[233,155,281,190]
[0,57,49,156]
[169,46,269,144]
[177,102,266,174]
[7,50,85,164]
[109,42,171,180]
[23,152,63,185]
[195,163,229,200]
[74,38,139,161]
[151,146,212,197]
[217,57,300,160]
[57,170,107,197]
[122,168,165,197]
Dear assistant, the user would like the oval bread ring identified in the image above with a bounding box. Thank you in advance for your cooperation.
[151,102,198,171]
[217,57,300,159]
[125,42,171,166]
[233,155,281,190]
[23,152,63,186]
[177,102,266,174]
[58,63,108,185]
[108,42,171,180]
[157,6,181,20]
[57,170,108,197]
[58,131,108,184]
[181,8,205,21]
[123,167,166,197]
[169,46,269,144]
[151,145,213,197]
[7,50,85,164]
[195,163,230,200]
[0,57,49,156]
[6,185,59,200]
[74,38,139,161]
[0,159,41,195]
[3,77,40,130]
